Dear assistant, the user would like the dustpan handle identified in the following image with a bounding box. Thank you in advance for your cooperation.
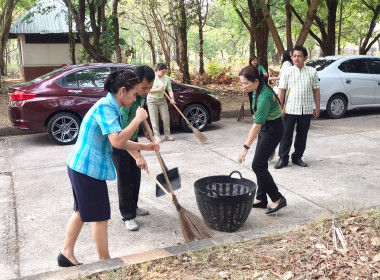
[146,170,172,200]
[142,120,175,195]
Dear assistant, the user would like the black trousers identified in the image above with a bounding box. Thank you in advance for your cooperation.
[278,114,312,162]
[253,117,284,203]
[112,142,141,221]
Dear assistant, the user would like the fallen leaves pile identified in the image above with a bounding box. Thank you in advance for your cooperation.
[90,208,380,280]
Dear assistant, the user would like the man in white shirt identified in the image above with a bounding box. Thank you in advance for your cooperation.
[274,45,320,169]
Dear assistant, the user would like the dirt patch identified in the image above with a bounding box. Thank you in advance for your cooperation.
[203,82,248,111]
[0,94,11,127]
[86,208,380,279]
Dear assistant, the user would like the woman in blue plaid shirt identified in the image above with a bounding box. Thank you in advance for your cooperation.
[58,70,160,267]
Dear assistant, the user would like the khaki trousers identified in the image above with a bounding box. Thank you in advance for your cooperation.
[147,96,171,139]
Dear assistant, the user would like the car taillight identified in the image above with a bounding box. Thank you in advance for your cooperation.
[9,90,36,101]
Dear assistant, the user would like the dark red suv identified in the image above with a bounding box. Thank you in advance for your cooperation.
[8,63,221,145]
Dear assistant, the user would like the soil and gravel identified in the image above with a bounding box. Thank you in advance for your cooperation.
[83,208,380,279]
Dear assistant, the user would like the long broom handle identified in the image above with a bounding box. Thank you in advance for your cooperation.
[162,91,196,130]
[146,170,172,200]
[282,88,291,117]
[143,120,175,195]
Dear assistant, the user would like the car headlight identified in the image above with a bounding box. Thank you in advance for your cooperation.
[207,92,219,100]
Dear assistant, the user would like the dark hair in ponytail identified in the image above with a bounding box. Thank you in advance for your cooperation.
[239,65,279,111]
[282,51,292,65]
[104,69,139,95]
[156,63,167,71]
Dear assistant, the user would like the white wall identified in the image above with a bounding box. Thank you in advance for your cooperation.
[18,35,83,66]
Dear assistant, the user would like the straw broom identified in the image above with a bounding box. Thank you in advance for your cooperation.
[144,120,214,242]
[146,171,213,242]
[236,91,245,122]
[162,91,208,145]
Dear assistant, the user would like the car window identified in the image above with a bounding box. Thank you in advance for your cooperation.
[60,68,111,88]
[368,59,380,74]
[338,59,369,74]
[306,59,336,71]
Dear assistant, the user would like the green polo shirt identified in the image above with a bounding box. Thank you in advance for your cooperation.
[258,65,267,75]
[251,85,282,124]
[149,75,172,99]
[120,96,146,141]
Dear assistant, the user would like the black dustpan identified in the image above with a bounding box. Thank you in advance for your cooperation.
[155,157,181,197]
[142,120,181,197]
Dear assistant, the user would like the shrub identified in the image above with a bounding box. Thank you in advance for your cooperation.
[206,61,222,78]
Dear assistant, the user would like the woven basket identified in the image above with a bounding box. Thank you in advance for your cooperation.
[194,171,256,232]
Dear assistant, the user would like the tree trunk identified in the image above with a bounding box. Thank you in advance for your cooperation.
[247,0,257,58]
[0,0,16,75]
[196,0,208,75]
[62,0,110,62]
[259,0,284,55]
[179,0,191,84]
[198,23,205,75]
[168,1,181,71]
[358,3,380,55]
[149,4,171,72]
[325,0,338,55]
[68,14,76,65]
[112,0,122,63]
[233,1,256,59]
[337,0,343,54]
[285,0,293,50]
[255,7,269,71]
[140,12,156,66]
[296,0,321,46]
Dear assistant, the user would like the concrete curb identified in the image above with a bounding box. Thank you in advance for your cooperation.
[16,226,285,280]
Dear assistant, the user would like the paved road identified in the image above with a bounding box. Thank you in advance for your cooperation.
[1,112,380,279]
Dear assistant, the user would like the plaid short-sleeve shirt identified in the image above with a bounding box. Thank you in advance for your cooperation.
[279,65,319,115]
[67,93,122,180]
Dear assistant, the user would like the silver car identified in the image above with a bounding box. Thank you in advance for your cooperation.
[307,55,380,118]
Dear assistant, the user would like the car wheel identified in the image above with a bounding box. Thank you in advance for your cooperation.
[326,95,347,119]
[47,112,81,145]
[180,104,209,132]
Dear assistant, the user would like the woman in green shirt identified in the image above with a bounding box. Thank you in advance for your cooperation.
[238,66,287,215]
[147,63,175,141]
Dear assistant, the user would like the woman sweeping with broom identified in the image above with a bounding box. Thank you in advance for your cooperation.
[238,66,287,214]
[58,70,160,267]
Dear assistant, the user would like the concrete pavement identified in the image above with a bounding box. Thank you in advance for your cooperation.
[1,111,380,279]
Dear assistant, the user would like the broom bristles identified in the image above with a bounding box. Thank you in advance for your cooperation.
[177,207,214,243]
[191,126,208,145]
[237,102,244,122]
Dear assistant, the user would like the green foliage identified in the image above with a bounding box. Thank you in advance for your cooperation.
[99,17,116,60]
[206,60,222,78]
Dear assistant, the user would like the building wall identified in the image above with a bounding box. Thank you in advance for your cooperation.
[18,34,83,81]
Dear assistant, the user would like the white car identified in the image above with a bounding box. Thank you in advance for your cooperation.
[307,55,380,118]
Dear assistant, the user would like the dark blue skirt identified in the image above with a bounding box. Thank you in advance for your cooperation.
[67,166,110,222]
